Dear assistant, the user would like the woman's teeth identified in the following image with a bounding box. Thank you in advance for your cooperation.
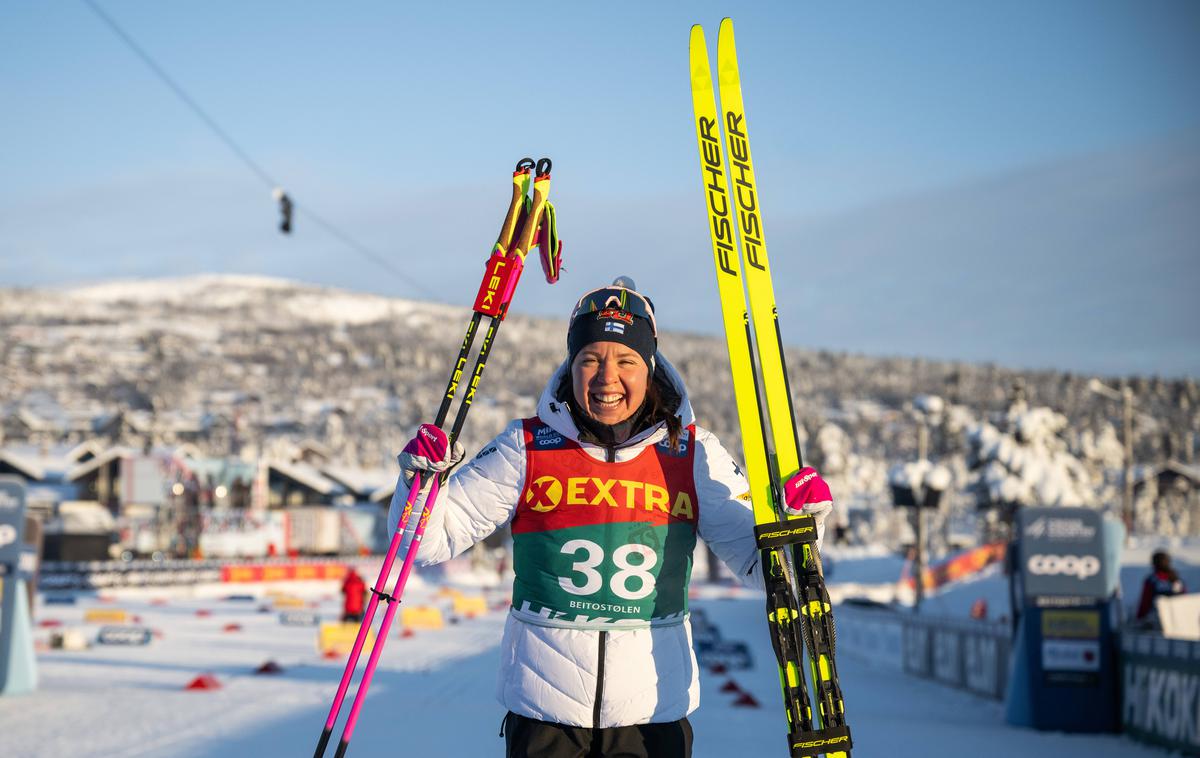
[592,393,623,407]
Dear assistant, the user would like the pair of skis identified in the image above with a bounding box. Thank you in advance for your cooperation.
[313,158,562,758]
[690,19,852,758]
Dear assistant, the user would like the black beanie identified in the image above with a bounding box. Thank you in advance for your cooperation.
[567,283,657,369]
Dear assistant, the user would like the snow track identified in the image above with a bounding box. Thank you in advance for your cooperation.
[3,583,1170,757]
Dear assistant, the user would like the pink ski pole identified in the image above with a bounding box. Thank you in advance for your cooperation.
[313,472,428,758]
[330,477,440,758]
[313,158,557,758]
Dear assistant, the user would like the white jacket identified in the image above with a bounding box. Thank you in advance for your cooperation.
[388,355,763,727]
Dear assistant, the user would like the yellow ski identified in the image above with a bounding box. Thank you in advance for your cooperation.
[690,18,852,758]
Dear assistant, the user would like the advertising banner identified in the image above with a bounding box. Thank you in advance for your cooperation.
[1017,508,1106,600]
[1122,632,1200,753]
[902,615,1010,700]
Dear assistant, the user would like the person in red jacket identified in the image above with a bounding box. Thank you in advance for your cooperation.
[341,567,367,623]
[1136,550,1186,628]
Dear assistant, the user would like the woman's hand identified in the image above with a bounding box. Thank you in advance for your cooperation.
[782,467,833,528]
[398,423,465,484]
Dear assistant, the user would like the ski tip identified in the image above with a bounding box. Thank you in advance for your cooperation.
[719,17,735,47]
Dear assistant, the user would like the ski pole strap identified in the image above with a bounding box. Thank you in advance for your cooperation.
[537,201,563,284]
[788,724,852,757]
[754,516,818,549]
[369,586,399,604]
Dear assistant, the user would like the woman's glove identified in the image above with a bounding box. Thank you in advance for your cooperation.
[398,423,465,485]
[783,467,834,531]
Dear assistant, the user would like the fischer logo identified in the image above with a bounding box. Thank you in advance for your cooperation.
[793,735,850,749]
[722,110,766,272]
[1028,554,1101,579]
[696,116,738,278]
[759,525,814,540]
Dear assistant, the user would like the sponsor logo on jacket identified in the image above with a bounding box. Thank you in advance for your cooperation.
[525,475,695,521]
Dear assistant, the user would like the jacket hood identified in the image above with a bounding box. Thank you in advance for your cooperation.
[536,351,696,447]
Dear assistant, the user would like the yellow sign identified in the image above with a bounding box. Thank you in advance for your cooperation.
[452,595,487,617]
[226,566,257,583]
[273,595,307,609]
[318,622,374,656]
[1042,609,1100,639]
[84,609,128,624]
[401,605,445,630]
[262,566,289,582]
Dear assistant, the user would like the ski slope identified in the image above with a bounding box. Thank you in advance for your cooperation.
[2,573,1168,758]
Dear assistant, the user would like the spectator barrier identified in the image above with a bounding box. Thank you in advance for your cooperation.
[835,603,1010,700]
[1121,630,1200,754]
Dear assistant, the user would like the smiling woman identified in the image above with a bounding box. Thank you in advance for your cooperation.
[386,276,837,758]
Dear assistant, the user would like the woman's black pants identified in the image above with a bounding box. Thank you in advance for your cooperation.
[503,712,693,758]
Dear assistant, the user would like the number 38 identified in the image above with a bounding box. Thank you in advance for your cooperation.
[558,539,658,601]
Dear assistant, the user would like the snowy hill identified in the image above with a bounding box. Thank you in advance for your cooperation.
[2,274,1196,546]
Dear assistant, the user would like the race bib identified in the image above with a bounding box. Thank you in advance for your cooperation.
[511,421,698,629]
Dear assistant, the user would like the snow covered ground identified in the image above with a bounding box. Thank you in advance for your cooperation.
[2,555,1176,758]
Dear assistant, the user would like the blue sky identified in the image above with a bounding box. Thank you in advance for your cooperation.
[2,1,1198,377]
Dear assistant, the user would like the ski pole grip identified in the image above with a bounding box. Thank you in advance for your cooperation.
[754,516,818,549]
[472,252,522,317]
[536,157,552,176]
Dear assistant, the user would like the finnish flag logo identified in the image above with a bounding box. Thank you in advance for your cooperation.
[604,321,626,335]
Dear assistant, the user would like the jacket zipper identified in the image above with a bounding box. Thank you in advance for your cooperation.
[592,444,616,729]
[593,630,607,728]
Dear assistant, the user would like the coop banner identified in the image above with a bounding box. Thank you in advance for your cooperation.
[1018,507,1107,600]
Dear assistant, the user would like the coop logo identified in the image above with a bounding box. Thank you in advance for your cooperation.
[1028,554,1101,579]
